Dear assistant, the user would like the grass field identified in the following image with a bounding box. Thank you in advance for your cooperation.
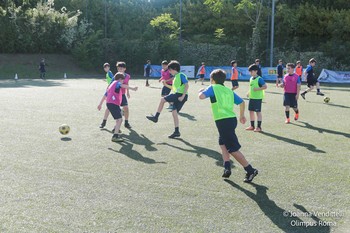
[0,78,349,233]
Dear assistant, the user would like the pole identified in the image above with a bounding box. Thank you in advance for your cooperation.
[270,0,275,67]
[104,0,107,39]
[179,0,182,63]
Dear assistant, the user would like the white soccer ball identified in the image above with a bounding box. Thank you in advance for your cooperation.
[59,124,70,135]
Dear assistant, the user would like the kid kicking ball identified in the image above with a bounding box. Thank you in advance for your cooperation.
[324,96,330,103]
[59,124,70,135]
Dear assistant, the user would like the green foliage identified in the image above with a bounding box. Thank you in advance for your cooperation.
[150,13,179,39]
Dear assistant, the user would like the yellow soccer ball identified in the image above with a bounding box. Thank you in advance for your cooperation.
[59,124,70,135]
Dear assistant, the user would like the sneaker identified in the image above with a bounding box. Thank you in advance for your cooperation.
[168,132,180,138]
[124,123,132,129]
[222,169,232,178]
[301,93,306,100]
[146,115,158,123]
[294,113,299,121]
[254,127,262,132]
[111,135,124,142]
[285,118,290,124]
[146,82,150,87]
[244,169,258,183]
[99,121,106,128]
[245,126,255,131]
[317,92,325,96]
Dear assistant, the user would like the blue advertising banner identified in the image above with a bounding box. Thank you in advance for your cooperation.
[144,65,195,78]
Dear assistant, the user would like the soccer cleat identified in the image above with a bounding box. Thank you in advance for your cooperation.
[222,169,232,178]
[245,126,255,131]
[317,92,325,96]
[168,132,180,138]
[111,135,124,142]
[294,113,299,121]
[254,127,262,132]
[301,93,306,100]
[99,121,106,128]
[124,123,132,129]
[146,115,158,123]
[285,118,290,124]
[244,169,258,183]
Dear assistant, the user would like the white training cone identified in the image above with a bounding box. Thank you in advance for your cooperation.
[64,73,67,79]
[14,73,18,80]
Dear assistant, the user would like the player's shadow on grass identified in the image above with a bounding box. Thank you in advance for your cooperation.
[0,79,65,88]
[292,121,350,138]
[60,137,72,141]
[265,91,283,95]
[260,131,326,153]
[108,143,166,164]
[158,138,230,167]
[148,86,162,89]
[224,180,330,233]
[178,112,196,121]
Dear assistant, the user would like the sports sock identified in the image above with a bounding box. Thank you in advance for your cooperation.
[244,164,254,174]
[113,134,118,137]
[295,109,299,114]
[258,121,262,128]
[224,161,231,170]
[155,112,160,118]
[285,111,290,119]
[317,88,320,93]
[250,121,255,127]
[175,127,179,133]
[102,119,107,124]
[125,120,129,124]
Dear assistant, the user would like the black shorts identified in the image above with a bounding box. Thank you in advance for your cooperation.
[107,103,122,120]
[215,117,241,153]
[283,93,298,108]
[277,76,283,79]
[199,74,205,79]
[248,99,262,112]
[307,77,318,87]
[161,86,172,96]
[231,80,239,87]
[164,93,188,113]
[121,94,128,106]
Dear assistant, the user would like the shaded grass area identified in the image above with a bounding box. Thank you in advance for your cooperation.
[0,78,349,232]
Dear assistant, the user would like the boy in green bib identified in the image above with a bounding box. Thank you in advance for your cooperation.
[246,64,267,132]
[99,63,115,129]
[146,60,189,138]
[198,69,258,182]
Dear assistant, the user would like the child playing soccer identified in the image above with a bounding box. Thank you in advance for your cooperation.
[146,60,189,138]
[195,62,206,85]
[276,59,284,87]
[144,60,152,87]
[295,61,303,82]
[279,63,301,124]
[116,61,134,129]
[300,58,324,99]
[158,60,173,97]
[99,63,115,129]
[246,64,267,132]
[230,60,239,90]
[198,69,258,182]
[97,73,138,142]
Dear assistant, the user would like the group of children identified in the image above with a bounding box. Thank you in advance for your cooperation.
[96,57,325,183]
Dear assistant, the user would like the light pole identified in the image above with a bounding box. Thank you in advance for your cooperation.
[269,0,275,67]
[179,0,182,62]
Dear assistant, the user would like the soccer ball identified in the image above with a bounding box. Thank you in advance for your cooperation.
[324,97,330,103]
[59,124,70,135]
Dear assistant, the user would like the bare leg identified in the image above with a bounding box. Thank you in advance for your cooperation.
[249,111,255,122]
[114,118,123,134]
[157,97,167,113]
[230,150,249,167]
[103,108,110,120]
[219,145,231,162]
[257,112,262,121]
[172,109,179,127]
[123,106,129,121]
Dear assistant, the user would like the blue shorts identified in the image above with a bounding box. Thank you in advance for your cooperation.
[161,86,172,96]
[121,94,128,106]
[231,80,239,87]
[284,93,298,108]
[164,93,188,112]
[107,103,122,120]
[248,99,262,112]
[215,117,241,153]
[199,74,205,79]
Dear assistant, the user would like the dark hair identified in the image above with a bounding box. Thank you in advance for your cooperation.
[296,60,301,64]
[147,60,151,63]
[161,60,168,65]
[168,60,181,72]
[114,72,125,80]
[286,63,295,69]
[309,58,317,63]
[279,59,283,63]
[231,60,237,65]
[210,69,226,85]
[103,63,110,68]
[116,61,126,68]
[255,59,260,63]
[248,64,259,71]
